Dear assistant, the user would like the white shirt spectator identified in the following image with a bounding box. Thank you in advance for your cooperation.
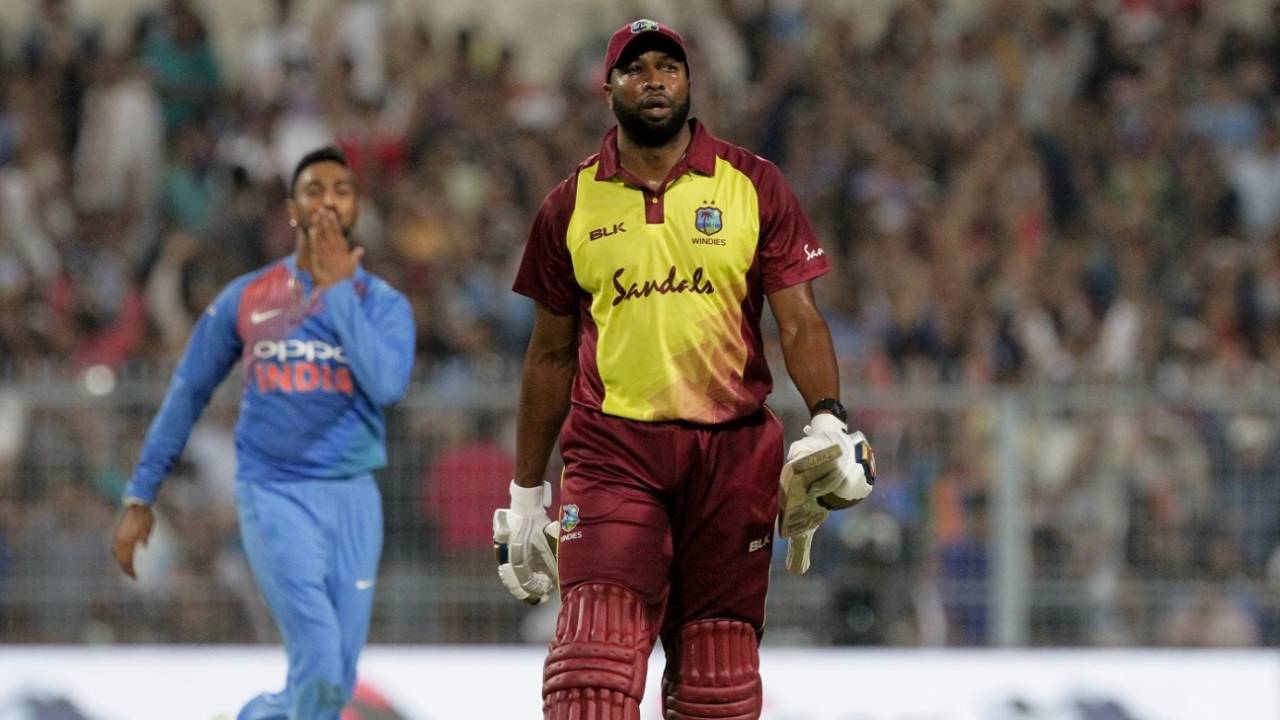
[1094,297,1142,379]
[0,163,60,285]
[243,1,311,108]
[1229,124,1280,240]
[73,58,164,217]
[338,0,386,103]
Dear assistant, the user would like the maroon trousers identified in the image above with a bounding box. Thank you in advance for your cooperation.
[556,404,784,643]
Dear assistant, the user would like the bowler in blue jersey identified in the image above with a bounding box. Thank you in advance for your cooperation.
[111,146,415,720]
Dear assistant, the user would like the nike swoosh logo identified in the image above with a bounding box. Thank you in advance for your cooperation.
[250,309,284,324]
[355,579,375,590]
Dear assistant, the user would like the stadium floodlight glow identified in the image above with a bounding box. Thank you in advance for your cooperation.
[82,364,116,396]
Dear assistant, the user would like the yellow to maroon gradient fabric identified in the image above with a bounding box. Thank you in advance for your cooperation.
[514,120,830,424]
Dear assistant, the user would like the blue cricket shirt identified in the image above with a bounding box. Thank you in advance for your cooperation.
[124,255,415,502]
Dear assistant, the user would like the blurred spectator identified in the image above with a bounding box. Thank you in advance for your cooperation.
[141,0,221,135]
[242,0,309,109]
[49,212,145,369]
[73,51,163,226]
[161,123,215,235]
[1229,117,1280,241]
[937,488,990,645]
[21,0,96,156]
[1184,74,1262,156]
[12,480,115,642]
[421,412,515,556]
[332,0,388,105]
[1219,414,1280,575]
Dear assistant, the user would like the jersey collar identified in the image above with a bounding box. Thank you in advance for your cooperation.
[595,118,717,183]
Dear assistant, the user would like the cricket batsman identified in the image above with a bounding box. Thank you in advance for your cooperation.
[492,20,876,719]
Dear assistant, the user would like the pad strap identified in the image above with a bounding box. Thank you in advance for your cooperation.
[662,619,762,720]
[543,583,651,719]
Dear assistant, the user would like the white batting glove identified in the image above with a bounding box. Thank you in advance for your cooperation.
[778,414,876,575]
[493,481,560,605]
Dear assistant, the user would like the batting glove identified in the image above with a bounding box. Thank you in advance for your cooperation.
[493,481,560,605]
[778,414,876,575]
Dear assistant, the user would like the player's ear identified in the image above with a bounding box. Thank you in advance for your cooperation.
[604,82,614,110]
[286,198,300,229]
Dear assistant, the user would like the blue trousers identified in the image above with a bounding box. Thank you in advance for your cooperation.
[235,474,383,720]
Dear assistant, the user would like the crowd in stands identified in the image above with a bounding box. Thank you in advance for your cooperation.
[0,0,1277,647]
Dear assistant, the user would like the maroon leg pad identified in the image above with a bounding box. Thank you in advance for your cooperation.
[661,620,762,720]
[543,583,653,720]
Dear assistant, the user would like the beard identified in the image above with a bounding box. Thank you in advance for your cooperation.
[612,92,691,148]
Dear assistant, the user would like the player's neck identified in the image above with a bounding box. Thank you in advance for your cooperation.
[617,125,691,190]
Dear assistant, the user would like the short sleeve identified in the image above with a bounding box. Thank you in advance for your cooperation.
[756,162,830,294]
[512,177,580,315]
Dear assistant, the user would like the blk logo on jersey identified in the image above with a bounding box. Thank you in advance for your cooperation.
[694,206,723,236]
[589,222,626,241]
[251,339,354,395]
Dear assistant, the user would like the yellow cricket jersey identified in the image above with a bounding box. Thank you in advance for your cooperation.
[513,120,830,424]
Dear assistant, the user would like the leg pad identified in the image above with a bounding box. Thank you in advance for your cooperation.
[543,583,652,720]
[662,620,762,720]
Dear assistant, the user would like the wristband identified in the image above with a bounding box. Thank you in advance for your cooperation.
[509,480,550,516]
[809,397,848,424]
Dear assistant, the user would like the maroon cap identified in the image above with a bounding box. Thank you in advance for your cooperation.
[602,19,688,83]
